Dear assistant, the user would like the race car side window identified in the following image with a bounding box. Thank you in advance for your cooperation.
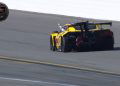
[87,24,96,29]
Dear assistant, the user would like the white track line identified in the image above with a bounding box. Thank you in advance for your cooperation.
[0,76,77,86]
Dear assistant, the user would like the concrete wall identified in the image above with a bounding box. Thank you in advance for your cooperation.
[1,0,120,21]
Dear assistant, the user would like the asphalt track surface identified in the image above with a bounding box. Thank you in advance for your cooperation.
[0,59,120,86]
[0,10,120,85]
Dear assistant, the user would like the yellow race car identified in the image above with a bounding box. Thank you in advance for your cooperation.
[50,21,114,52]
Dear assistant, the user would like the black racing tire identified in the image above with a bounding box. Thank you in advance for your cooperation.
[96,36,114,51]
[106,44,114,50]
[104,37,114,50]
[50,36,56,51]
[60,37,71,52]
[0,2,9,21]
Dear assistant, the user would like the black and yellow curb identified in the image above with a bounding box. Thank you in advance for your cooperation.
[0,55,120,76]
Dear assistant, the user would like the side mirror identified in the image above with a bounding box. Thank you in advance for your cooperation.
[58,23,65,31]
[0,2,9,21]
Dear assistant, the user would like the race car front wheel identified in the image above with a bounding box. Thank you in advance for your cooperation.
[60,37,71,52]
[50,36,56,51]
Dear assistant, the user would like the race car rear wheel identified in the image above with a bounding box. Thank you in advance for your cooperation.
[50,36,56,51]
[104,37,114,50]
[60,37,71,52]
[94,36,114,50]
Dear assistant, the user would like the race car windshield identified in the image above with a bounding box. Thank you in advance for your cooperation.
[63,25,69,30]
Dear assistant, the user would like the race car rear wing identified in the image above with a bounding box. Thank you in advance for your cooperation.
[94,22,112,26]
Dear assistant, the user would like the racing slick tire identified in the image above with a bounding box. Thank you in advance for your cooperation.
[104,37,114,50]
[0,2,9,21]
[95,36,114,51]
[60,37,71,52]
[50,36,56,51]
